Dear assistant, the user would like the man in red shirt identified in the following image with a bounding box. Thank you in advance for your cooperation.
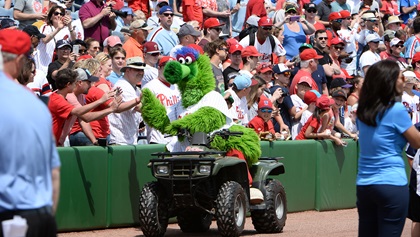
[290,49,322,94]
[244,0,266,28]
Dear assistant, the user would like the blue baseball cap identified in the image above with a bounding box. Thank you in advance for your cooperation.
[121,6,133,15]
[233,74,252,90]
[159,6,173,15]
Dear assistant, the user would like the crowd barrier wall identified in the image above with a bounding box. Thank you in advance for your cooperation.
[55,139,405,231]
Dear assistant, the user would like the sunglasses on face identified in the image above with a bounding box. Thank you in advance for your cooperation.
[286,11,297,14]
[333,45,344,50]
[150,52,160,56]
[333,19,343,23]
[53,12,65,16]
[318,37,328,41]
[163,13,174,17]
[92,46,100,50]
[282,71,291,76]
[307,9,316,13]
[212,28,222,32]
[262,27,272,31]
[394,44,404,48]
[260,108,273,113]
[367,19,377,23]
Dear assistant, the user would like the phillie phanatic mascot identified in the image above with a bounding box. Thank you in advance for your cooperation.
[141,46,263,201]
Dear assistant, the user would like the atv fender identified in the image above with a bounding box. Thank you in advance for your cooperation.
[212,157,250,196]
[250,158,285,194]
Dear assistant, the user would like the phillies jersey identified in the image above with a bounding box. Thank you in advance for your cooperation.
[239,32,286,63]
[402,91,420,124]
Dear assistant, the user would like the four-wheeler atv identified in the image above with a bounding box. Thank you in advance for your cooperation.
[138,129,287,237]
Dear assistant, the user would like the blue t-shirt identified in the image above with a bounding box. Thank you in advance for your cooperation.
[283,23,306,61]
[229,0,248,37]
[356,102,412,186]
[400,0,418,24]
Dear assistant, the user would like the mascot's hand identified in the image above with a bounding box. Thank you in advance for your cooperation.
[165,120,183,136]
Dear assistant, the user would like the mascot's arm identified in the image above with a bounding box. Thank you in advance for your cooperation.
[211,125,261,166]
[141,88,170,133]
[165,106,226,135]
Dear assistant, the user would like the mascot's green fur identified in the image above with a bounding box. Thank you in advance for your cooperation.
[141,46,261,166]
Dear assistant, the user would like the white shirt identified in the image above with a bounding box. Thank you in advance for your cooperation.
[359,50,380,77]
[337,24,360,74]
[290,94,308,139]
[239,32,286,63]
[402,91,420,124]
[141,65,158,87]
[27,69,51,96]
[142,78,181,144]
[226,88,249,126]
[109,79,142,145]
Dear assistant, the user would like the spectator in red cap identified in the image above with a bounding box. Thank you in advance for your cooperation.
[248,96,280,139]
[205,39,228,93]
[239,45,262,78]
[198,17,225,50]
[337,10,358,76]
[142,41,161,86]
[275,4,315,61]
[142,55,180,144]
[223,43,243,90]
[0,29,30,79]
[325,12,342,45]
[297,90,320,133]
[239,16,286,63]
[328,37,347,79]
[289,48,321,95]
[255,62,273,84]
[317,0,333,27]
[244,0,267,27]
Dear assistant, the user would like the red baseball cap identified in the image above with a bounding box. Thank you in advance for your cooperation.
[226,38,239,48]
[241,46,263,57]
[158,56,175,67]
[258,16,273,27]
[204,18,225,29]
[143,41,160,53]
[256,62,273,73]
[258,97,273,109]
[330,37,345,46]
[304,90,318,105]
[413,52,420,64]
[77,54,93,62]
[297,76,314,88]
[300,48,323,61]
[339,10,351,18]
[316,95,334,110]
[0,29,31,55]
[329,12,342,21]
[187,44,204,54]
[229,44,243,54]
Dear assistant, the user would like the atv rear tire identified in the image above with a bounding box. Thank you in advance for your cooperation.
[215,181,246,237]
[139,182,169,237]
[177,209,212,233]
[251,179,287,233]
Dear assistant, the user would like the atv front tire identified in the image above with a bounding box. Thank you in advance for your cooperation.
[177,209,212,233]
[215,181,246,237]
[251,179,287,233]
[139,182,169,237]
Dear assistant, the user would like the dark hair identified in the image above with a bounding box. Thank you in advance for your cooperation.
[357,60,401,126]
[71,39,87,48]
[413,17,420,34]
[314,29,327,38]
[47,6,65,25]
[394,29,406,39]
[348,76,363,94]
[17,57,35,85]
[109,46,126,58]
[85,37,99,50]
[205,39,227,58]
[55,68,78,90]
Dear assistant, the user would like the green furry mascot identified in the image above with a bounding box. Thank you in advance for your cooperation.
[141,46,261,166]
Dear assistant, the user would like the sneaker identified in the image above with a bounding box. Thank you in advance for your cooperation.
[250,187,264,204]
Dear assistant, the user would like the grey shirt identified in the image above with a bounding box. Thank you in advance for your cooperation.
[14,0,43,28]
[317,0,332,22]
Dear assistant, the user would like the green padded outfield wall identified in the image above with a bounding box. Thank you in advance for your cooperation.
[56,140,366,231]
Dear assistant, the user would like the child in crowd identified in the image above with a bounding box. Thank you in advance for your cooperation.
[290,77,312,139]
[248,97,281,140]
[297,90,320,136]
[345,103,359,134]
[402,70,420,124]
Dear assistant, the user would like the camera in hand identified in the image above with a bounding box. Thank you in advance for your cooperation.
[280,88,289,97]
[109,4,128,18]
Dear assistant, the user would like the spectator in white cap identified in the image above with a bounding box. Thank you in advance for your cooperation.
[388,37,409,70]
[108,56,145,145]
[402,70,420,124]
[357,12,384,47]
[359,34,381,77]
[147,5,179,56]
[385,15,403,31]
[123,19,153,59]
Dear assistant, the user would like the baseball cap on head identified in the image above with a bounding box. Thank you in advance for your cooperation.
[204,18,225,29]
[241,46,263,57]
[246,15,260,27]
[403,71,419,83]
[303,90,318,105]
[299,43,313,50]
[158,56,175,67]
[233,74,252,90]
[299,48,323,61]
[331,78,352,89]
[121,6,133,15]
[304,3,316,11]
[383,30,395,41]
[56,39,72,49]
[297,76,313,88]
[329,12,342,21]
[390,38,404,47]
[256,62,273,73]
[143,41,161,54]
[229,44,243,54]
[0,19,17,29]
[0,29,31,55]
[366,34,380,43]
[103,35,122,47]
[130,19,153,30]
[272,63,290,74]
[226,38,238,48]
[22,25,46,38]
[316,95,334,110]
[332,89,347,99]
[339,10,351,18]
[258,97,273,109]
[285,5,297,13]
[121,57,146,72]
[258,16,273,27]
[177,24,201,37]
[75,68,99,82]
[413,52,420,64]
[330,37,345,46]
[159,5,173,15]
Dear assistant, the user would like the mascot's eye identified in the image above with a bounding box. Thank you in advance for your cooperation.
[185,56,193,65]
[178,57,186,64]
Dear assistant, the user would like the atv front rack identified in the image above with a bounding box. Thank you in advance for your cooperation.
[151,151,227,159]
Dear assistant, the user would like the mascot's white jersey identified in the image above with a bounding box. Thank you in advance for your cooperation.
[166,91,234,152]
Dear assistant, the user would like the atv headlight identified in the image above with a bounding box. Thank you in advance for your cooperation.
[156,165,169,174]
[199,165,211,174]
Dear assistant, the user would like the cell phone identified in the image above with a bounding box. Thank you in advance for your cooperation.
[290,16,300,22]
[72,44,80,55]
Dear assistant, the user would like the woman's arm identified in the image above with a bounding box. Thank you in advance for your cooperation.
[300,19,315,35]
[403,126,420,149]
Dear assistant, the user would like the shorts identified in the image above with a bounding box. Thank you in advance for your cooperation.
[408,187,420,222]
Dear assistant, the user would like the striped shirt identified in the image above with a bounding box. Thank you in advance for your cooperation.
[404,35,420,60]
[146,26,179,56]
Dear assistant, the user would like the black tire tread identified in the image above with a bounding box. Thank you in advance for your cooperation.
[177,210,212,233]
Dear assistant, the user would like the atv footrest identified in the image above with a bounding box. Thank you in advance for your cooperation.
[249,203,267,210]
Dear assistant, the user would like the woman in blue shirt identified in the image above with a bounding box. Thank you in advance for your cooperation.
[356,60,420,237]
